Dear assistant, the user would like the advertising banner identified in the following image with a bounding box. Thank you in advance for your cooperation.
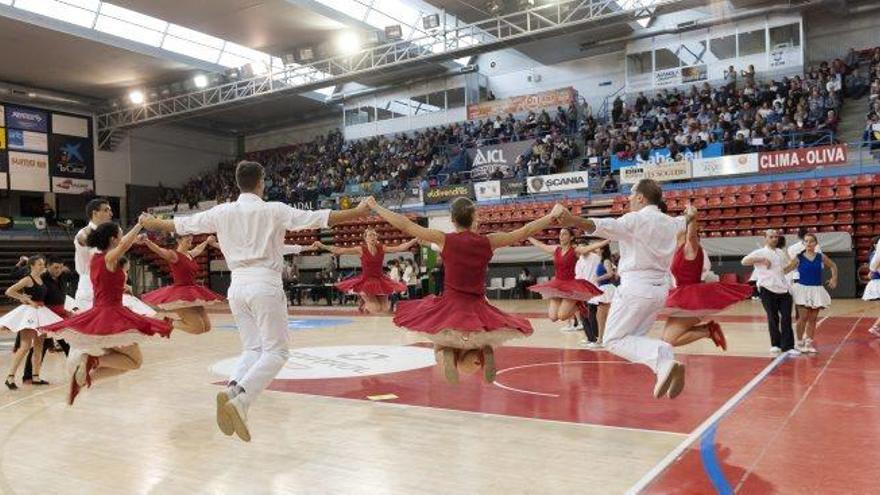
[681,65,708,83]
[691,153,759,178]
[5,105,48,132]
[424,183,475,205]
[51,113,90,138]
[526,171,590,194]
[7,129,48,153]
[8,151,50,192]
[0,128,5,150]
[611,142,722,170]
[620,160,692,184]
[467,87,576,121]
[758,144,848,173]
[0,151,7,190]
[500,178,524,198]
[474,180,500,202]
[654,68,682,88]
[51,176,94,195]
[49,135,94,179]
[467,140,533,181]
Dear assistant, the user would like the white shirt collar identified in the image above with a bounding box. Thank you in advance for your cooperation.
[237,193,264,203]
[88,221,97,229]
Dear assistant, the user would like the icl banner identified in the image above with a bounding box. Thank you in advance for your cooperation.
[49,134,94,180]
[4,105,48,132]
[467,140,533,181]
[8,151,50,192]
[611,142,723,171]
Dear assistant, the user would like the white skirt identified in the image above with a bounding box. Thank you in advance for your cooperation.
[588,284,616,305]
[792,284,831,309]
[0,304,63,333]
[863,280,880,301]
[66,294,157,317]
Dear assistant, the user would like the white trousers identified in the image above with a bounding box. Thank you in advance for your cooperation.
[227,276,289,409]
[602,281,674,375]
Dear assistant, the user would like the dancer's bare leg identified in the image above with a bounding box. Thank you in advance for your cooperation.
[174,307,211,334]
[88,344,143,382]
[795,305,808,344]
[662,317,710,347]
[548,298,561,321]
[556,299,579,322]
[361,295,385,314]
[5,330,35,385]
[596,304,610,343]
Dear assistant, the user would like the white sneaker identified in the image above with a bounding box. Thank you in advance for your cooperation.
[787,348,802,356]
[770,346,782,355]
[802,339,817,354]
[222,395,251,442]
[868,326,880,338]
[216,386,238,436]
[654,361,685,399]
[559,325,580,332]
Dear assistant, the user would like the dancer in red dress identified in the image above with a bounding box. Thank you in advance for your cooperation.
[663,214,752,350]
[40,218,173,405]
[140,234,225,333]
[527,232,606,322]
[317,229,416,314]
[365,196,566,384]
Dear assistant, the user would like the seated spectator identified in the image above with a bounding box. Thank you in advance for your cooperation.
[601,174,618,194]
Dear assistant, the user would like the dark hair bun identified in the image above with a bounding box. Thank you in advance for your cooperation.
[86,222,121,251]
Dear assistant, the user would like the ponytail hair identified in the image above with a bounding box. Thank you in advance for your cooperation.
[86,222,121,251]
[658,200,669,214]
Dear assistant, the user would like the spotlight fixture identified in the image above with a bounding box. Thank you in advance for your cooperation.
[193,74,209,88]
[385,24,403,40]
[298,47,315,62]
[128,90,145,105]
[336,32,361,55]
[422,14,440,30]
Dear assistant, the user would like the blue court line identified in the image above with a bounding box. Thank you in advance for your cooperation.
[700,423,734,495]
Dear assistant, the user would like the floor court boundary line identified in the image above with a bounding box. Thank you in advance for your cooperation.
[734,315,862,492]
[624,353,788,495]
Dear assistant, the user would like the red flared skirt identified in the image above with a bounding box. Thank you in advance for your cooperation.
[141,284,225,310]
[528,278,602,301]
[40,304,172,350]
[336,275,407,296]
[665,282,753,317]
[394,290,532,338]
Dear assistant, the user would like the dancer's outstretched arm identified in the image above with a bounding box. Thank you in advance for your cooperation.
[316,241,361,256]
[574,239,609,256]
[488,204,566,249]
[106,216,147,270]
[527,237,557,254]
[187,235,216,258]
[367,198,446,247]
[141,237,177,263]
[385,238,418,253]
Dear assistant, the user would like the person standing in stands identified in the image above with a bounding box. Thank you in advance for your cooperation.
[560,179,694,399]
[140,160,371,442]
[742,229,800,356]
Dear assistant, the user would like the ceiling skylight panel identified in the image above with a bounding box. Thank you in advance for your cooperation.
[161,35,221,63]
[94,14,164,46]
[15,0,97,27]
[166,24,225,49]
[98,2,167,31]
[315,0,369,22]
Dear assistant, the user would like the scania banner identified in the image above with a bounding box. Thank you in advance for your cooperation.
[526,171,590,194]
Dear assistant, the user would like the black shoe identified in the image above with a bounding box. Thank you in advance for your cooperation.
[31,376,49,386]
[5,376,17,390]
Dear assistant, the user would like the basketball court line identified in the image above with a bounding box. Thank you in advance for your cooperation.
[625,315,835,494]
[733,316,862,492]
[493,360,638,398]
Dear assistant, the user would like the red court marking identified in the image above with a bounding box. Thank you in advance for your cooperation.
[642,316,880,494]
[259,346,769,433]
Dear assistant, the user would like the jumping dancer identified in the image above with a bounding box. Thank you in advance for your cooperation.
[560,179,695,399]
[40,219,173,406]
[585,243,616,349]
[316,230,416,314]
[140,160,370,442]
[527,232,605,322]
[1,255,63,389]
[140,234,225,333]
[365,196,566,384]
[789,232,837,353]
[663,211,752,350]
[864,237,880,337]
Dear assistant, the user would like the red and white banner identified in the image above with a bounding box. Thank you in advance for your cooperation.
[758,144,848,173]
[51,176,93,195]
[467,87,576,120]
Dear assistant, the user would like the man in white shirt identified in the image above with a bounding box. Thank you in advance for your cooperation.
[563,179,694,399]
[142,161,371,442]
[73,198,113,310]
[742,229,797,355]
[569,243,601,336]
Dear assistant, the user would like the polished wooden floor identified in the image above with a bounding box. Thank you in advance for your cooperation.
[0,298,875,494]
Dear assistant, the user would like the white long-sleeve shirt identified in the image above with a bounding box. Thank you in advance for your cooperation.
[174,193,330,277]
[575,253,601,285]
[589,205,686,288]
[743,246,790,294]
[73,221,98,299]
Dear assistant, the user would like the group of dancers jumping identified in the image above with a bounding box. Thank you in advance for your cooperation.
[0,159,861,443]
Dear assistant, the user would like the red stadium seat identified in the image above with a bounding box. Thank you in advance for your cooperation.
[802,214,819,225]
[819,225,836,233]
[784,190,801,202]
[801,188,818,201]
[738,229,754,237]
[856,224,873,236]
[753,206,769,216]
[723,230,738,237]
[836,176,853,187]
[693,197,708,208]
[721,196,737,207]
[802,179,819,188]
[755,183,771,193]
[767,191,785,203]
[817,187,835,199]
[708,231,723,238]
[737,184,755,195]
[818,213,836,224]
[785,202,802,213]
[856,174,873,185]
[754,217,770,229]
[769,182,785,191]
[736,194,752,206]
[785,180,802,190]
[707,196,723,207]
[835,186,853,199]
[837,212,854,224]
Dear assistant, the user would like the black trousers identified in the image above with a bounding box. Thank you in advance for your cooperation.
[580,303,599,342]
[759,288,795,351]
